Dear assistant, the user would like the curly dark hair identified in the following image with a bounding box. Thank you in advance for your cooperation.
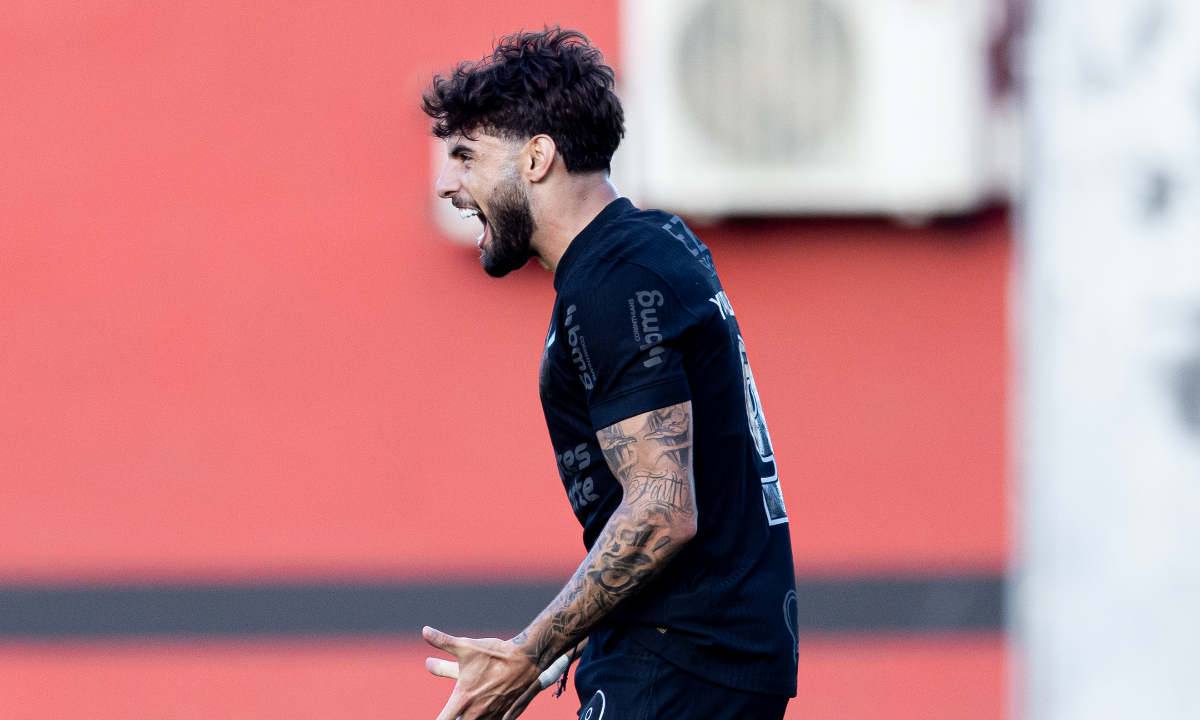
[422,27,625,174]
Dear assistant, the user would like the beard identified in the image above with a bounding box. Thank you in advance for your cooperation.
[479,174,536,278]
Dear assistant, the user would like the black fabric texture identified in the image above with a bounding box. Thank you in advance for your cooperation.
[540,198,798,696]
[572,625,790,719]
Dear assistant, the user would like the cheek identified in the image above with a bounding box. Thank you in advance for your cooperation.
[461,173,490,206]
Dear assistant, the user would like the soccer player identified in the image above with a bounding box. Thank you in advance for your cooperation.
[420,27,797,720]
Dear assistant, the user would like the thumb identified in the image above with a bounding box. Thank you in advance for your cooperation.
[423,626,464,656]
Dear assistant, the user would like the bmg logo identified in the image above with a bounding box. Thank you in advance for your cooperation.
[635,290,665,368]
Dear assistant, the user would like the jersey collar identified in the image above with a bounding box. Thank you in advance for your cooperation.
[553,197,634,292]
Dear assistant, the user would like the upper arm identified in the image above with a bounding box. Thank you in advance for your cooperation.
[558,260,695,433]
[596,402,697,532]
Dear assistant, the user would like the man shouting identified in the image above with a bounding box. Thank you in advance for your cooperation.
[421,26,798,720]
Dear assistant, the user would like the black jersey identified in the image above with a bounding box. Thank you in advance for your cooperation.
[539,198,798,697]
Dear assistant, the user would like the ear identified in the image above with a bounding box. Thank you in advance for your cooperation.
[521,135,558,183]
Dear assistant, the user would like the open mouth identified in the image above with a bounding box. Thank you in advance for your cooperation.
[458,207,490,248]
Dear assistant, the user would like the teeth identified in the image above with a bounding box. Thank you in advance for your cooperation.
[459,208,479,220]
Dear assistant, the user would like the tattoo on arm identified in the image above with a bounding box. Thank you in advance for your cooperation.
[515,402,697,668]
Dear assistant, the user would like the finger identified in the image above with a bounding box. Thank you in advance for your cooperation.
[434,690,467,720]
[423,626,464,655]
[573,637,589,656]
[501,680,542,720]
[538,653,571,690]
[425,657,459,680]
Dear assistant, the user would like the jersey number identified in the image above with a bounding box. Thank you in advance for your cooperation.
[739,336,788,526]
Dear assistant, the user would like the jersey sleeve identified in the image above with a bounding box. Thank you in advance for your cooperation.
[559,259,695,431]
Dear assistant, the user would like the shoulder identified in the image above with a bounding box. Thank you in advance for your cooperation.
[560,208,714,309]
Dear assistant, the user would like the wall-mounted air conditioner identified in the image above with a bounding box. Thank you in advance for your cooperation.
[615,0,994,216]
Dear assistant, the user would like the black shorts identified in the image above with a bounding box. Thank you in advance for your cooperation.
[573,627,789,720]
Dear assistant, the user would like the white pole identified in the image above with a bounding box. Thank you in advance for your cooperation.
[1021,0,1200,718]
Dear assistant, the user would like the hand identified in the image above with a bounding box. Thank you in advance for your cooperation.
[425,658,541,720]
[422,626,541,720]
[428,637,590,720]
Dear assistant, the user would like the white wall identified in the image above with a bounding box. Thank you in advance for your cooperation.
[1021,0,1200,718]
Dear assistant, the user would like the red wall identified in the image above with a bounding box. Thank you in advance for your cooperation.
[0,1,1009,717]
[0,638,1006,720]
[0,1,1007,583]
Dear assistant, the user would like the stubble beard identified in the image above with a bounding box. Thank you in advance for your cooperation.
[480,174,536,278]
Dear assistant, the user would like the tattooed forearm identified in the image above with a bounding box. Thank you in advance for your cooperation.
[516,402,697,669]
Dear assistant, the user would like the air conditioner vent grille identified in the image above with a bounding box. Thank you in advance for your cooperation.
[678,0,854,165]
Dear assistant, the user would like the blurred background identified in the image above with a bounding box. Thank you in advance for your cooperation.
[2,0,1195,718]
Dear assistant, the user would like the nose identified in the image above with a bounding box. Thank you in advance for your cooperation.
[435,159,459,200]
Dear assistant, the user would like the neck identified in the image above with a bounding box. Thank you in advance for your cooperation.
[530,172,620,272]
